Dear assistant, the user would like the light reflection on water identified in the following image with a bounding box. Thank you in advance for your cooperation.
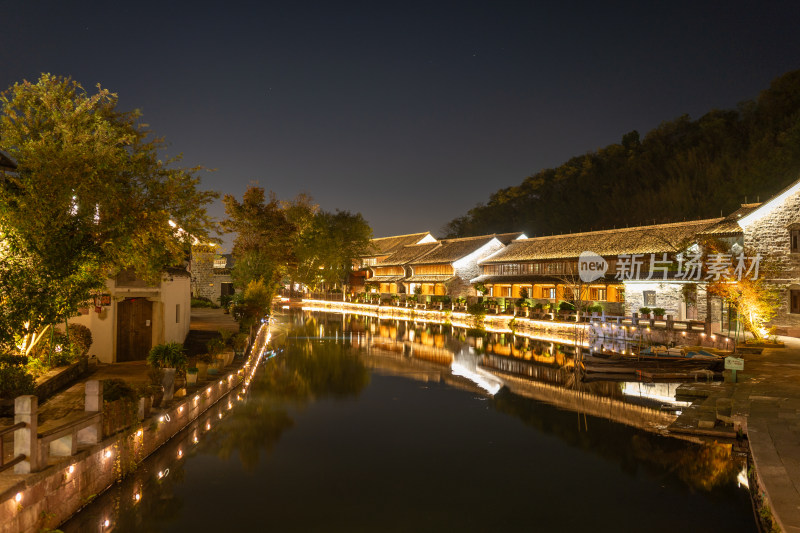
[62,309,756,533]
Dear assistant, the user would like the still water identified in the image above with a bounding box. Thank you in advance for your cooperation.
[64,310,756,532]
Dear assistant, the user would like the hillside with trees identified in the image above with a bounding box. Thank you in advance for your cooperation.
[443,69,800,238]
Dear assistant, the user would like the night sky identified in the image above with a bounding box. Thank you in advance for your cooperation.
[2,1,799,248]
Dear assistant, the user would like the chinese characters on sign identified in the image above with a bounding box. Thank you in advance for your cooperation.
[613,253,761,281]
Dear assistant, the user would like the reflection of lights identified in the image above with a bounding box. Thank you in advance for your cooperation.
[621,382,692,407]
[178,406,184,414]
[206,387,212,394]
[193,436,199,444]
[15,492,22,503]
[133,492,141,502]
[177,449,183,458]
[218,412,222,419]
[136,429,143,438]
[104,450,112,459]
[737,466,750,489]
[450,362,502,396]
[205,422,211,430]
[67,465,75,474]
[102,519,110,528]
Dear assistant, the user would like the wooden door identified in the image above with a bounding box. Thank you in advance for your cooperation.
[116,298,153,362]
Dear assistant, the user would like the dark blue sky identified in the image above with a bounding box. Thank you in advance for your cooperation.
[2,1,799,247]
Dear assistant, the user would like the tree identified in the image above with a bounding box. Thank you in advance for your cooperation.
[0,74,218,352]
[295,209,372,291]
[222,186,296,296]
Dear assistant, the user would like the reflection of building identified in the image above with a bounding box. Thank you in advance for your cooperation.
[68,268,191,363]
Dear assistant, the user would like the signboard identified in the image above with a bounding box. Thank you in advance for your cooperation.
[725,357,744,371]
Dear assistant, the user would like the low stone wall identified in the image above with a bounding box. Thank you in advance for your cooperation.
[0,328,268,533]
[0,359,90,417]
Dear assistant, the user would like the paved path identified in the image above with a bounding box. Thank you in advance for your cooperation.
[732,337,800,533]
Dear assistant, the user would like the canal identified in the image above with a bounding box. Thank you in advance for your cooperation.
[63,309,756,532]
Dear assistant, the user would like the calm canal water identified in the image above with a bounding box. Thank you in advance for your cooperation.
[64,309,756,532]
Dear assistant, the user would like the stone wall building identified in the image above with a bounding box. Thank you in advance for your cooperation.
[738,177,800,336]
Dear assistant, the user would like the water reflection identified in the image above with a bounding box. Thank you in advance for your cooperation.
[62,310,755,532]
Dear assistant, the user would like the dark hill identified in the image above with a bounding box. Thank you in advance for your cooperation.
[443,70,800,238]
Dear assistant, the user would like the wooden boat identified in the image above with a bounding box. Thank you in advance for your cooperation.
[580,350,725,375]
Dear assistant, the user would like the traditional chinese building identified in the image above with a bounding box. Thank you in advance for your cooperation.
[472,219,727,318]
[370,233,525,297]
[350,232,437,292]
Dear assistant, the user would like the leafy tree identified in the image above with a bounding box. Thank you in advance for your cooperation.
[222,186,296,295]
[294,209,372,290]
[0,74,217,353]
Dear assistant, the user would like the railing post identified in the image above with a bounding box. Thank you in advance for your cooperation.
[14,395,39,474]
[78,380,103,445]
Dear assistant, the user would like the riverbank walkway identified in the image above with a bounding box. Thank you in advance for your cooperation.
[727,337,800,533]
[0,309,239,470]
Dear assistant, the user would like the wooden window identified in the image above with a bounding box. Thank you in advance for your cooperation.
[792,230,800,253]
[543,288,556,299]
[643,291,656,307]
[791,290,800,314]
[590,288,607,301]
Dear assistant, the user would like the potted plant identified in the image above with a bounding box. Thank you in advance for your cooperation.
[652,308,666,320]
[588,303,604,316]
[147,342,187,403]
[233,333,249,357]
[558,301,575,319]
[195,353,212,380]
[186,366,199,386]
[639,307,652,319]
[206,337,226,375]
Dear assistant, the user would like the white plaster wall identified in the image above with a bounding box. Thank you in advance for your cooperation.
[68,279,117,363]
[450,239,506,297]
[159,275,191,344]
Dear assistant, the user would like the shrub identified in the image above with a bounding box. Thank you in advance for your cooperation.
[467,302,486,316]
[191,297,218,308]
[232,333,249,352]
[0,355,27,366]
[103,378,138,402]
[587,303,604,313]
[0,363,35,399]
[558,301,575,311]
[533,302,544,311]
[639,307,652,315]
[652,307,666,316]
[67,323,93,356]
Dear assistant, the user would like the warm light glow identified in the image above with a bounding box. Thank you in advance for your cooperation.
[103,519,110,528]
[104,450,112,459]
[14,492,22,503]
[68,465,75,474]
[177,449,183,458]
[136,429,143,438]
[133,492,141,502]
[178,406,184,413]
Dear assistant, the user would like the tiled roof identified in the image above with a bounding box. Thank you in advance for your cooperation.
[367,232,434,256]
[494,232,527,244]
[409,235,497,265]
[376,242,440,266]
[700,203,761,235]
[480,218,722,263]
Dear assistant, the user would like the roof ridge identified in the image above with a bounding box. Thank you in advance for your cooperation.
[371,231,430,241]
[524,217,724,241]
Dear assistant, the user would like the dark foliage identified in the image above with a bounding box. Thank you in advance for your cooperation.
[444,70,800,237]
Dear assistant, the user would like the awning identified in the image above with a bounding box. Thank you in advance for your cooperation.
[367,275,406,283]
[405,275,456,283]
